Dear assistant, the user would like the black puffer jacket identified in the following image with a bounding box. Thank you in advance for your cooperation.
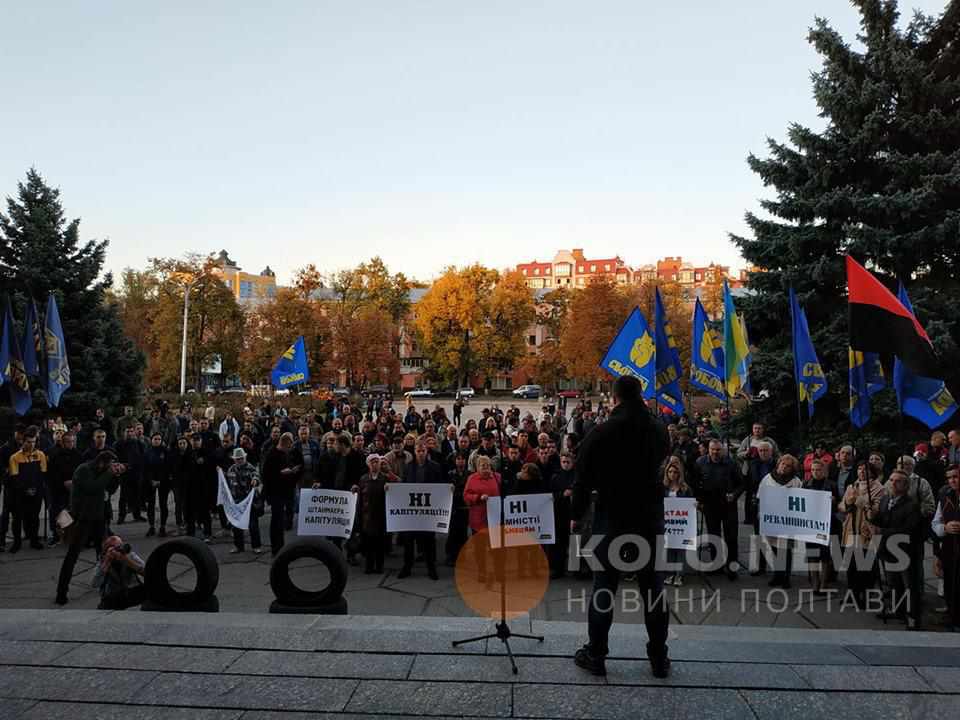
[571,399,669,536]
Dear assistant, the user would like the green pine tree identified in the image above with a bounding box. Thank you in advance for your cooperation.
[731,0,960,444]
[0,168,145,416]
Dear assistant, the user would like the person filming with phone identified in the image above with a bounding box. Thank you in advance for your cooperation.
[55,451,123,605]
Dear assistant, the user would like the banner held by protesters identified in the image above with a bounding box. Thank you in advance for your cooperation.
[486,492,555,549]
[298,488,357,538]
[759,486,832,546]
[663,497,697,550]
[217,468,256,531]
[385,482,453,534]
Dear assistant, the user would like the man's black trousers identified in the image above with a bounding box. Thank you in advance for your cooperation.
[586,533,669,658]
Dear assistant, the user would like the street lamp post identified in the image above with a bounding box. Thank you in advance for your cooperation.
[179,274,210,395]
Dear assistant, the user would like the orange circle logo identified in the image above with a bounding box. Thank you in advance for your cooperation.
[454,527,550,619]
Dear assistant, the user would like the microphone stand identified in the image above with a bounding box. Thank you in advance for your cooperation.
[452,493,544,674]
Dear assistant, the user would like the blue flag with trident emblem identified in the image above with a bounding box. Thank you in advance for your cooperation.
[654,289,685,415]
[599,307,655,399]
[789,287,827,418]
[271,336,310,389]
[893,283,957,428]
[44,294,71,407]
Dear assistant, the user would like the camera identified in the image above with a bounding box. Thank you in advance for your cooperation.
[116,543,131,555]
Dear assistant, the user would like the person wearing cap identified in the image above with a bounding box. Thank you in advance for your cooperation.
[226,447,261,554]
[802,443,833,482]
[468,431,501,474]
[55,451,123,605]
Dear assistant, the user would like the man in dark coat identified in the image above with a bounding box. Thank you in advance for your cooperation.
[694,439,743,580]
[114,427,144,524]
[399,441,444,579]
[47,432,83,546]
[571,376,670,678]
[870,469,922,629]
[55,451,121,604]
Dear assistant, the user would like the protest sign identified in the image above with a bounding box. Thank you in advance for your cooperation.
[385,483,453,533]
[297,489,357,538]
[663,496,697,550]
[759,485,832,546]
[485,493,556,549]
[217,468,255,531]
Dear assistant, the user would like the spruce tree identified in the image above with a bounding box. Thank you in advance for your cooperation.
[731,0,960,441]
[0,168,145,416]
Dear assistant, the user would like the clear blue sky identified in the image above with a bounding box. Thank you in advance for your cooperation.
[2,1,950,285]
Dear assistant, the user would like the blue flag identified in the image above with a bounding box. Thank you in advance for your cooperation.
[789,287,827,418]
[654,289,684,415]
[599,307,655,398]
[2,299,32,415]
[44,294,71,407]
[22,297,42,377]
[849,348,885,429]
[690,297,725,401]
[893,284,957,428]
[271,336,310,389]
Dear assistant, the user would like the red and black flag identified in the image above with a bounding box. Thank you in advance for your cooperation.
[846,255,940,377]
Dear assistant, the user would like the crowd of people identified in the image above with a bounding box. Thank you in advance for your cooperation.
[0,392,958,631]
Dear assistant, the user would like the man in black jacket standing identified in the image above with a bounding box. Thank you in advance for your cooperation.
[399,440,443,580]
[870,469,922,629]
[695,439,743,580]
[571,376,670,678]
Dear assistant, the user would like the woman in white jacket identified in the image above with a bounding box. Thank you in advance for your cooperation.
[759,454,802,589]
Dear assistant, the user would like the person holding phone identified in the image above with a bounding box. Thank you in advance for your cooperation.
[262,432,302,555]
[55,451,122,605]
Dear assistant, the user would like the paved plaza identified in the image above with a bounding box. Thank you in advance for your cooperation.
[1,610,959,719]
[0,505,947,632]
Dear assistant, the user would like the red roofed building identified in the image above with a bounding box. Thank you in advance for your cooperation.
[516,249,634,289]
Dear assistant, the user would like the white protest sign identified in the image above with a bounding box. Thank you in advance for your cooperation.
[297,489,357,538]
[385,483,453,534]
[217,468,255,531]
[759,485,832,546]
[486,493,556,549]
[663,497,697,550]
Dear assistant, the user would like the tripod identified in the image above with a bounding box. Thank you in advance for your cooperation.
[452,494,544,674]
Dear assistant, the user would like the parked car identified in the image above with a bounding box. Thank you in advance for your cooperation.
[222,387,247,395]
[361,384,392,399]
[297,389,314,396]
[455,387,475,399]
[512,384,543,400]
[274,389,291,397]
[331,387,351,398]
[557,389,584,399]
[404,389,434,398]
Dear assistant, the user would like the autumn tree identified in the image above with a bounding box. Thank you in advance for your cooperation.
[145,254,246,390]
[414,266,534,387]
[292,263,325,300]
[112,269,160,379]
[559,277,632,386]
[322,257,411,387]
[517,288,570,390]
[241,286,333,385]
[335,306,399,388]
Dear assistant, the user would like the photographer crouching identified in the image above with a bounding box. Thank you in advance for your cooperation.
[92,535,146,610]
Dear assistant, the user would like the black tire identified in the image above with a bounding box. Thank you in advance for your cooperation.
[270,538,348,607]
[143,537,220,609]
